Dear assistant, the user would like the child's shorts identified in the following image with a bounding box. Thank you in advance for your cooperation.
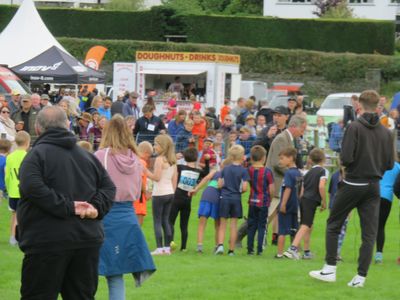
[8,197,20,212]
[300,198,319,227]
[219,198,242,219]
[133,195,147,216]
[278,212,298,236]
[198,200,219,219]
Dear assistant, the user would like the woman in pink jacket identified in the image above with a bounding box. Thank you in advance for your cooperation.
[95,115,155,300]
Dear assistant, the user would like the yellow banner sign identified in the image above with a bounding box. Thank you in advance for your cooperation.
[136,51,240,65]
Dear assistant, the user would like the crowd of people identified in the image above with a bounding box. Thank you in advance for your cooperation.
[1,86,399,298]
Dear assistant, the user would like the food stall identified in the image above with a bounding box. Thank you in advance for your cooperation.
[134,51,241,115]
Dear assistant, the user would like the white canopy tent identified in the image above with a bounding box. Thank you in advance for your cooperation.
[0,0,70,68]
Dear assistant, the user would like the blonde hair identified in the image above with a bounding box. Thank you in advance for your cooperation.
[154,134,176,165]
[138,141,153,155]
[77,141,93,153]
[99,115,138,154]
[15,131,30,147]
[91,95,103,109]
[228,145,244,161]
[184,119,194,126]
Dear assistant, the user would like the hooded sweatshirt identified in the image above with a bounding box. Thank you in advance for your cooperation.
[95,148,142,202]
[340,113,394,183]
[17,127,116,254]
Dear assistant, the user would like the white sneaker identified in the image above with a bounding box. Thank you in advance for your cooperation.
[163,247,171,255]
[347,275,365,288]
[283,248,300,260]
[151,248,164,256]
[309,264,336,282]
[215,245,224,255]
[9,236,18,246]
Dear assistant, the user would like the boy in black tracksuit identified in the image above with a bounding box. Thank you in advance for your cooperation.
[310,90,394,288]
[169,148,210,251]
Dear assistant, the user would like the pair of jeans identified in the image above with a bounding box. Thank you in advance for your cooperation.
[107,275,125,300]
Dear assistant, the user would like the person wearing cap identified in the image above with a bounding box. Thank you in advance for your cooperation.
[12,94,39,142]
[78,88,93,112]
[8,90,21,115]
[287,97,297,123]
[199,137,217,168]
[111,92,125,117]
[256,99,274,124]
[236,126,256,160]
[243,114,256,137]
[77,112,93,141]
[122,92,140,119]
[133,104,166,144]
[254,105,289,153]
[40,94,52,109]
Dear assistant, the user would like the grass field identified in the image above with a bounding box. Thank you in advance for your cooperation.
[0,194,399,300]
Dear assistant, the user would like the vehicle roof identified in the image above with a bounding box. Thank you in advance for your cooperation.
[326,93,361,98]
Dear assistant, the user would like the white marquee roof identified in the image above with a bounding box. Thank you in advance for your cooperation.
[0,0,69,67]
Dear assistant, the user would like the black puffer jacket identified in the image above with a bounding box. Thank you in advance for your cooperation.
[17,127,116,254]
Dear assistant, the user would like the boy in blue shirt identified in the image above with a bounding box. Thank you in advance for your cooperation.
[216,145,250,256]
[276,147,302,258]
[0,139,11,202]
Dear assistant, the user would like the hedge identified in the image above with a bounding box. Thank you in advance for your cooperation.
[0,5,165,41]
[58,37,399,83]
[183,15,395,55]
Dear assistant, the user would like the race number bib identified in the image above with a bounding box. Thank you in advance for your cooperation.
[147,124,155,131]
[178,170,200,192]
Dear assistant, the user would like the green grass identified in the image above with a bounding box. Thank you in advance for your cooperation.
[0,194,399,299]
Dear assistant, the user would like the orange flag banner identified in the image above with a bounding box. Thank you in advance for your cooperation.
[84,46,108,70]
[83,46,108,92]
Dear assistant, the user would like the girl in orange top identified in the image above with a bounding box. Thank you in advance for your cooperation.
[192,111,207,150]
[134,141,153,226]
[220,99,231,123]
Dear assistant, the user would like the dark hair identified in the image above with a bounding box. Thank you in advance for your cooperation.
[309,148,325,164]
[207,107,216,114]
[250,145,266,162]
[0,139,11,153]
[279,147,297,161]
[105,96,112,102]
[183,147,198,163]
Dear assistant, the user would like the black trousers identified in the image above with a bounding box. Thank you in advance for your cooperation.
[325,181,380,277]
[376,199,392,252]
[21,246,100,300]
[169,197,191,250]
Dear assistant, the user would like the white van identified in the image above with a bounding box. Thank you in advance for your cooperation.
[317,93,360,124]
[240,81,267,101]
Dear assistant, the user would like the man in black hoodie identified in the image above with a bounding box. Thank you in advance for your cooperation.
[17,106,116,300]
[310,90,394,288]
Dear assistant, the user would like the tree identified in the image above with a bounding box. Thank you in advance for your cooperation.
[313,0,353,18]
[225,0,263,15]
[106,0,144,11]
[161,0,204,15]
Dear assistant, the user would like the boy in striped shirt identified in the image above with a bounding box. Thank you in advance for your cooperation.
[247,146,274,255]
